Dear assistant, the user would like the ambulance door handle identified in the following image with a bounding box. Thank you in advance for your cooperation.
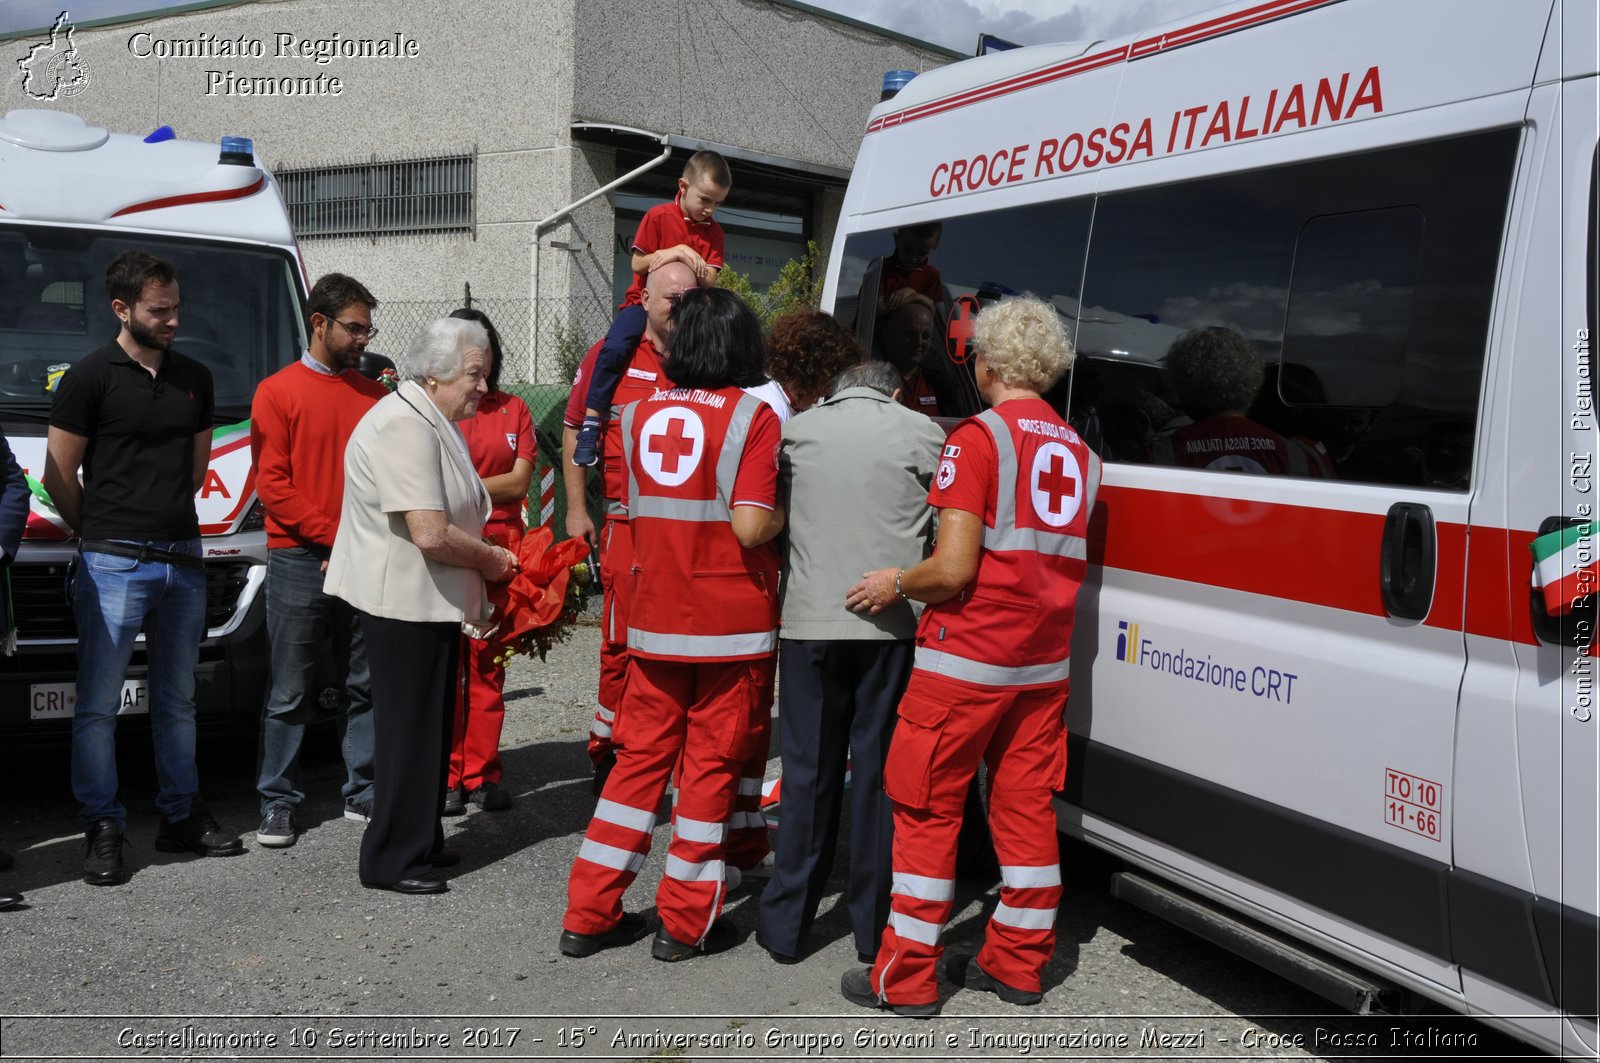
[1381,502,1435,620]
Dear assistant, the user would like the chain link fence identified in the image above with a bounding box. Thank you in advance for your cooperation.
[368,251,823,548]
[375,293,614,387]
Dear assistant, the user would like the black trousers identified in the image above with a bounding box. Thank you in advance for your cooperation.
[757,638,912,959]
[357,611,458,886]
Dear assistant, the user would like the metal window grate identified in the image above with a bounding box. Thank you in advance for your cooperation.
[277,151,475,238]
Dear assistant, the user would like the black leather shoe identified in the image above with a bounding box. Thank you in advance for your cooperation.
[840,967,941,1018]
[441,788,466,817]
[0,890,23,910]
[468,782,512,811]
[83,818,128,886]
[651,918,737,962]
[156,800,244,857]
[0,847,14,871]
[366,877,447,895]
[946,953,1042,1005]
[559,911,649,957]
[754,929,799,965]
[429,848,461,869]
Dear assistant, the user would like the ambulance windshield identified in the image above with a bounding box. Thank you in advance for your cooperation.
[0,225,305,425]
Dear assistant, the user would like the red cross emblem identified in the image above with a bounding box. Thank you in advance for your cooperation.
[946,295,981,365]
[648,416,695,474]
[1029,443,1081,527]
[639,406,704,486]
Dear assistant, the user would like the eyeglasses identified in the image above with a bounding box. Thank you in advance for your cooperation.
[328,318,378,341]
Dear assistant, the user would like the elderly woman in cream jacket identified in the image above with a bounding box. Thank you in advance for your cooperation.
[326,317,517,895]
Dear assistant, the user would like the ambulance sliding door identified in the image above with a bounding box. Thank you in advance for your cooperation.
[1453,64,1599,1051]
[1066,125,1520,990]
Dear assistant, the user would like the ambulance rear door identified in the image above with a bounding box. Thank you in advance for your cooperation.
[1451,1,1599,1047]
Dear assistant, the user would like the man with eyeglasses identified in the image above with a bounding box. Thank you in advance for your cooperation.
[250,273,388,847]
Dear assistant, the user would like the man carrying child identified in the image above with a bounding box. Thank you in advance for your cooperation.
[571,150,731,466]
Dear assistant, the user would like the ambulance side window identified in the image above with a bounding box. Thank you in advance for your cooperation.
[837,199,1093,420]
[1079,127,1518,486]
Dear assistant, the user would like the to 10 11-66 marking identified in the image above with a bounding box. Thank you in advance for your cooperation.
[1385,767,1443,841]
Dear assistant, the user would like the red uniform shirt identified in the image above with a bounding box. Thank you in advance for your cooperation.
[621,199,726,308]
[1162,414,1316,476]
[459,390,536,531]
[879,259,942,304]
[918,398,1100,688]
[564,334,675,506]
[250,361,388,551]
[898,370,942,417]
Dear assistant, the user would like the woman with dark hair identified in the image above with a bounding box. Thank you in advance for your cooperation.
[747,309,864,422]
[441,308,536,815]
[559,287,785,962]
[658,285,767,387]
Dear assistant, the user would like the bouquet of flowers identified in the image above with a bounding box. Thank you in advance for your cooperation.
[483,526,592,663]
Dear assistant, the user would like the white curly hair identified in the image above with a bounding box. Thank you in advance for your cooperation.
[972,294,1075,393]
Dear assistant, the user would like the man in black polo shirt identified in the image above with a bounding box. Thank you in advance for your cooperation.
[44,250,243,887]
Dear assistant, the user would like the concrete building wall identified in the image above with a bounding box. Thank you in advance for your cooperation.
[571,0,950,172]
[5,0,954,380]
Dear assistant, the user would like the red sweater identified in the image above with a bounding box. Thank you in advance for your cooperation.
[250,361,388,551]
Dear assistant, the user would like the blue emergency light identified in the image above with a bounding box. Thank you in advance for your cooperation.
[219,135,254,166]
[880,70,916,101]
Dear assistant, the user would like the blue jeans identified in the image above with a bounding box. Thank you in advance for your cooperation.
[70,539,206,828]
[256,546,374,813]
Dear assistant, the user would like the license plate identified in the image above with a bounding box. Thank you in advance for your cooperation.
[30,679,150,720]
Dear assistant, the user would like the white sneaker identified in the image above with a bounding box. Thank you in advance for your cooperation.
[256,806,296,848]
[743,852,776,880]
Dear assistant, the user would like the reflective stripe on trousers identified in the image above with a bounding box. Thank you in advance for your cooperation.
[913,646,1070,688]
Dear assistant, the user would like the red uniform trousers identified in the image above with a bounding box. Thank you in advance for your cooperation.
[563,656,770,945]
[723,656,774,871]
[870,672,1068,1006]
[587,517,630,767]
[450,523,523,792]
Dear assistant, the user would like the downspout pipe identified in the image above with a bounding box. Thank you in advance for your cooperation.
[529,123,673,379]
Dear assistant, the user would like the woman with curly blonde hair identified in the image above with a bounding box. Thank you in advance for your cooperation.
[842,293,1100,1015]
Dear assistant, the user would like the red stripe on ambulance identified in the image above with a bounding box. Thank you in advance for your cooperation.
[1131,0,1341,57]
[1092,484,1535,647]
[866,0,1343,134]
[110,176,265,218]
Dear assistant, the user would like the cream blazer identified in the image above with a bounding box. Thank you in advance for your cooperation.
[324,380,493,624]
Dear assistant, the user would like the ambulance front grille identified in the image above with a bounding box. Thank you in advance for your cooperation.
[6,560,251,640]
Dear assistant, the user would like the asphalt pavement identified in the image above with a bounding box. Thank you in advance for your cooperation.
[0,622,1536,1061]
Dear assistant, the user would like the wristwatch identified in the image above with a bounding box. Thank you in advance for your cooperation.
[894,570,906,600]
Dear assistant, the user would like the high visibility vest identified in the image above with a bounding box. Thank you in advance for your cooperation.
[915,403,1101,689]
[1152,413,1319,476]
[621,387,780,662]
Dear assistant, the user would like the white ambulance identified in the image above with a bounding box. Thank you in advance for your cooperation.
[826,0,1597,1055]
[0,109,306,732]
